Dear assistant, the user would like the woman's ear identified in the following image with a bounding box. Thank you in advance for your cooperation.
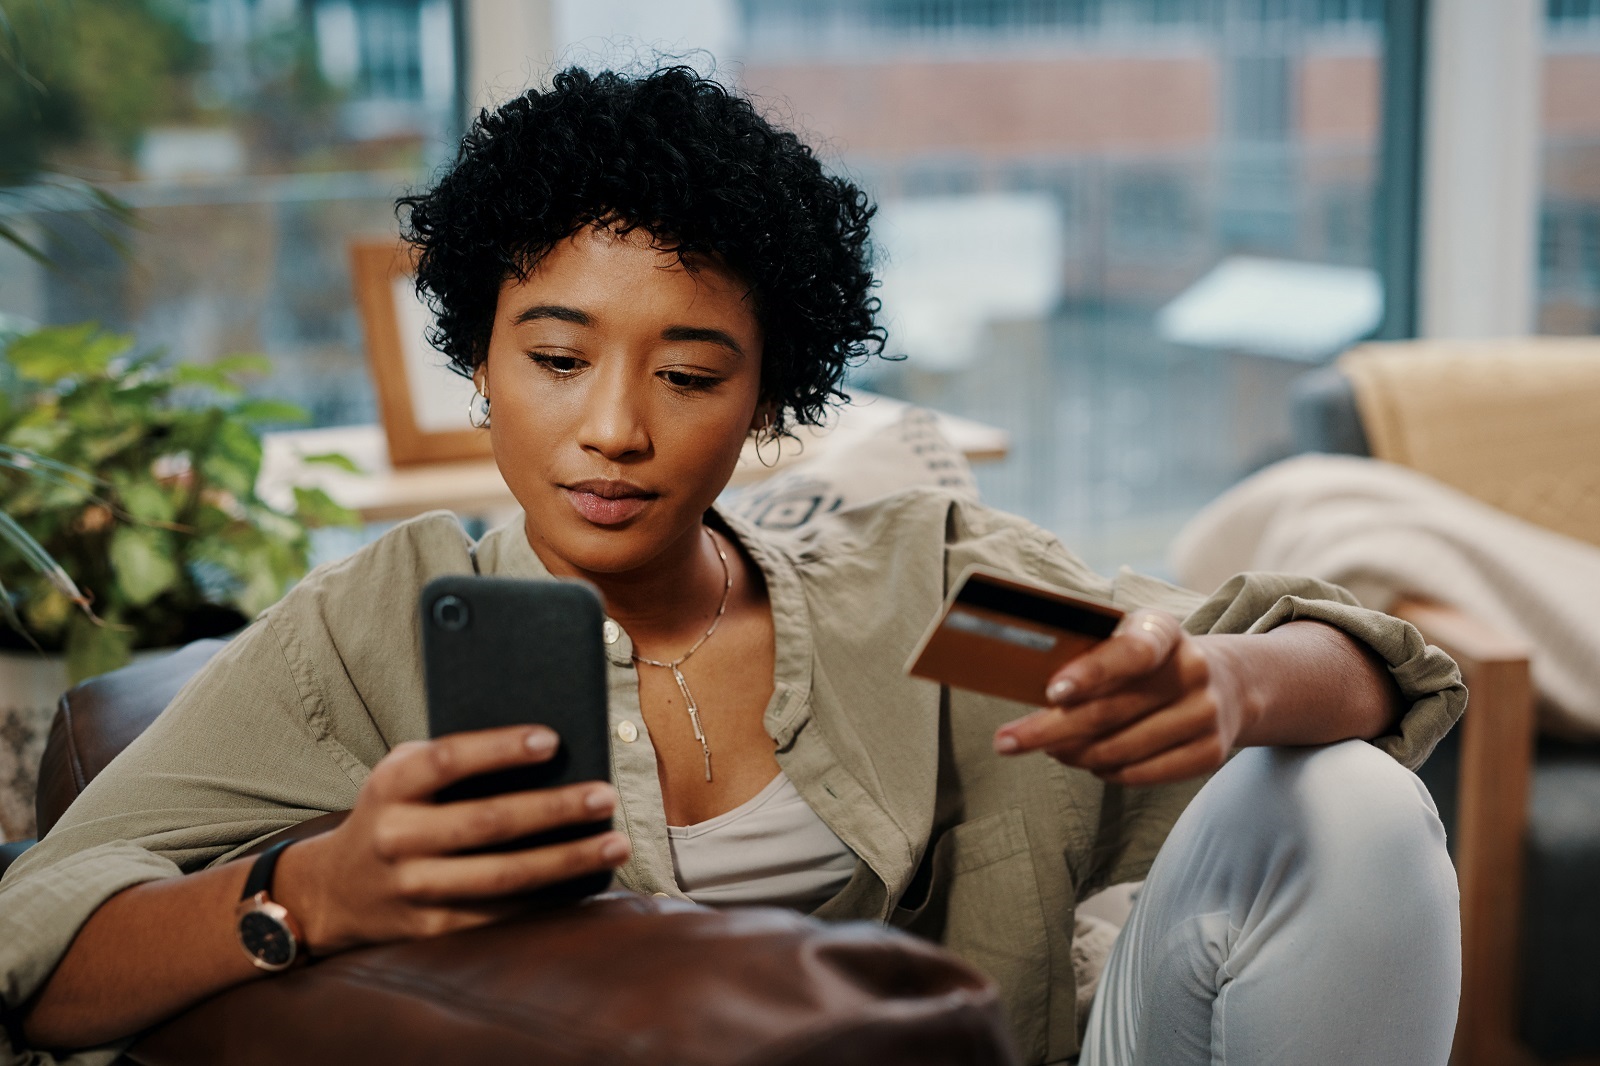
[749,402,778,436]
[473,362,488,398]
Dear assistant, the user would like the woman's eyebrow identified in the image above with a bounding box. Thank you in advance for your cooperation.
[513,304,591,326]
[661,325,746,359]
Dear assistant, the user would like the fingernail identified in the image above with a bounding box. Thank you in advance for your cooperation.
[585,786,616,814]
[600,834,629,863]
[525,730,557,754]
[994,733,1019,754]
[1046,678,1076,704]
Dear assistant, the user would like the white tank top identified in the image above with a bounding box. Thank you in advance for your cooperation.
[667,771,857,912]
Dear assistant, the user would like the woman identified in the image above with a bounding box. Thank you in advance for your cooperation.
[2,68,1463,1065]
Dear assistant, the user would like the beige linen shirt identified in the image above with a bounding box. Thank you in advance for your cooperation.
[0,489,1466,1066]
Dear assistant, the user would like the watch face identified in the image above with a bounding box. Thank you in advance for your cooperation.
[239,910,295,967]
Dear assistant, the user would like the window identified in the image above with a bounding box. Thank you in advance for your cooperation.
[1549,0,1600,27]
[356,1,425,101]
[735,0,1390,569]
[3,0,1411,573]
[1540,2,1600,333]
[1111,170,1198,253]
[0,0,464,430]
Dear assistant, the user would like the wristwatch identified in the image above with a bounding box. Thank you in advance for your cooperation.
[235,840,304,972]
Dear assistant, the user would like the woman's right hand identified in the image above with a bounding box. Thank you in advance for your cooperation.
[275,724,629,955]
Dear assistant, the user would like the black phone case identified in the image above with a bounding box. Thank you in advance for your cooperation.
[420,575,613,906]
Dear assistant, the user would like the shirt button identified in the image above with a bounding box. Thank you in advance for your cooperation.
[652,891,671,898]
[602,619,621,645]
[616,720,638,743]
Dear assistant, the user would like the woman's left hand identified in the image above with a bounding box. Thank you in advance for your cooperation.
[992,609,1255,786]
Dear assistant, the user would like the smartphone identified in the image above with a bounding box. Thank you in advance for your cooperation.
[420,574,613,904]
[905,565,1124,705]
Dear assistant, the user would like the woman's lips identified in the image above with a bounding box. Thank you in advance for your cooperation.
[562,487,654,526]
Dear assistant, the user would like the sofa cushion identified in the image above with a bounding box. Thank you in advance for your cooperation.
[728,406,977,532]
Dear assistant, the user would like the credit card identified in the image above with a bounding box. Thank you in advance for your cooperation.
[905,565,1124,705]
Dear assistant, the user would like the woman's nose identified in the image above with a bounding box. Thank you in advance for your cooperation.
[577,364,651,460]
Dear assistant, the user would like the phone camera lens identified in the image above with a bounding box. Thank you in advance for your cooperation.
[433,595,470,632]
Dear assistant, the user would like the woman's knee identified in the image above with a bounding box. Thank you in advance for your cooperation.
[1214,740,1454,891]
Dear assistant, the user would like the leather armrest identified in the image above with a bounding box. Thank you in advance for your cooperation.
[128,893,1015,1066]
[129,814,1013,1064]
[37,640,229,837]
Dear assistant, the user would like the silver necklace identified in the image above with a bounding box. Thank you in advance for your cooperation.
[631,527,732,782]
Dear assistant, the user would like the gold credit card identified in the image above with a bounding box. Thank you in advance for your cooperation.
[906,565,1124,705]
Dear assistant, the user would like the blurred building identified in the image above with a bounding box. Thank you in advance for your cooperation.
[186,0,460,145]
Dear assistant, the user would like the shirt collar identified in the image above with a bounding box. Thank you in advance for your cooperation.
[474,512,551,580]
[712,503,815,748]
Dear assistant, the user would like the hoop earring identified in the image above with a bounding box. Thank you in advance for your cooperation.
[754,422,783,468]
[468,387,491,429]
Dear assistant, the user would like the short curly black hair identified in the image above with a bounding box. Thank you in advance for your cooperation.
[398,66,886,431]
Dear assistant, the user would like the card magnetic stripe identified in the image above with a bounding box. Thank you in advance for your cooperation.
[953,579,1120,638]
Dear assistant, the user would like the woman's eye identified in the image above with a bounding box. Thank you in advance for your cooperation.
[662,370,718,392]
[531,352,582,375]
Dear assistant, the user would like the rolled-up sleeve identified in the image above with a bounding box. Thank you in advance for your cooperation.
[0,844,179,1065]
[1177,570,1466,770]
[1056,560,1465,892]
[1016,525,1463,773]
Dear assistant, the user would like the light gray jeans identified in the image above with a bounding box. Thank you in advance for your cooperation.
[1080,740,1462,1066]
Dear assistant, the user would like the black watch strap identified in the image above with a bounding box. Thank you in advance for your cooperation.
[242,840,293,901]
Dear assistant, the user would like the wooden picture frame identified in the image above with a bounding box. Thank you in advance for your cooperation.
[349,240,493,467]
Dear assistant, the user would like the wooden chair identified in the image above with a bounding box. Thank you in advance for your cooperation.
[1388,598,1538,1066]
[1293,340,1600,1066]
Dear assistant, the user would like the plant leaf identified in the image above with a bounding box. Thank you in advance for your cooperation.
[209,354,273,382]
[79,423,145,464]
[173,363,243,395]
[298,451,365,475]
[232,398,307,425]
[109,525,180,608]
[0,572,38,649]
[0,443,104,487]
[233,547,285,618]
[0,218,48,265]
[198,419,263,498]
[66,614,133,685]
[8,324,131,383]
[116,479,178,525]
[0,508,93,610]
[0,180,137,268]
[21,582,73,639]
[292,485,360,529]
[0,453,104,503]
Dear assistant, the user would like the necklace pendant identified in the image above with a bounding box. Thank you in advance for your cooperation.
[629,525,729,788]
[672,664,712,780]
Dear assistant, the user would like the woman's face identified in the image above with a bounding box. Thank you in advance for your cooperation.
[480,224,765,576]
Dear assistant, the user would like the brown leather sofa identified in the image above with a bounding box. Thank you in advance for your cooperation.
[4,642,1018,1066]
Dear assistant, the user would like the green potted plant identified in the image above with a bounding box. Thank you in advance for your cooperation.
[0,321,358,840]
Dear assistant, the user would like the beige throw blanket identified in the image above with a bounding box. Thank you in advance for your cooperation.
[1171,454,1600,740]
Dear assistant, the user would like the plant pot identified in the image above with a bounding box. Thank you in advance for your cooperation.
[0,647,173,843]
